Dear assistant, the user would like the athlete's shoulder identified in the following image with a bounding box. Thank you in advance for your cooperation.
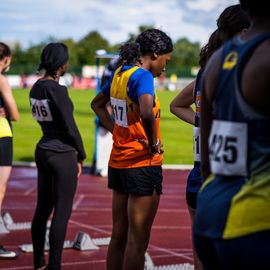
[0,74,9,87]
[129,67,153,84]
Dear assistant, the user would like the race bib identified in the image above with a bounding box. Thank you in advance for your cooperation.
[208,120,247,176]
[193,127,200,162]
[30,98,53,122]
[110,97,128,128]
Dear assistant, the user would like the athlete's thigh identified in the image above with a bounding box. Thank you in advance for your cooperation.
[111,190,129,238]
[215,231,270,270]
[127,192,160,241]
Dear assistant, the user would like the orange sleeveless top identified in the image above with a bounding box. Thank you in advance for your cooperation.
[109,66,162,168]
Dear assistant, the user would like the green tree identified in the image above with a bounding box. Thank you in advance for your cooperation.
[167,38,200,77]
[76,31,110,65]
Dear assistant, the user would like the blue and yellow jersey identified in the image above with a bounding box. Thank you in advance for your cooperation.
[194,33,270,239]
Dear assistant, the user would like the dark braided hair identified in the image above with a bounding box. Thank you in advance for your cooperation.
[37,43,68,78]
[0,42,11,60]
[240,0,270,17]
[118,29,173,66]
[199,4,250,69]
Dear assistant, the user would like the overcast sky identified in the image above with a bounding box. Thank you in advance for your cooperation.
[1,0,238,49]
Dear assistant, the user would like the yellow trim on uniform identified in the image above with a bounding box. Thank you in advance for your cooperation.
[110,66,139,98]
[0,117,12,138]
[223,51,238,70]
[199,173,215,192]
[223,172,270,239]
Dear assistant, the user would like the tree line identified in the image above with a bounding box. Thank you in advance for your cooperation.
[9,26,201,77]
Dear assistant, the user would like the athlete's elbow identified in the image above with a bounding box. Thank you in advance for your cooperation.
[11,113,20,121]
[170,102,176,115]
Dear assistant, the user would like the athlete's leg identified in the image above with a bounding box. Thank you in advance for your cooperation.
[214,231,270,270]
[123,192,160,270]
[31,148,54,269]
[187,205,203,270]
[47,151,77,270]
[106,190,128,270]
[0,166,12,212]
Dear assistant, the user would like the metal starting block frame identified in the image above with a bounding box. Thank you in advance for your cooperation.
[144,252,194,270]
[20,231,111,253]
[1,211,51,231]
[145,264,194,270]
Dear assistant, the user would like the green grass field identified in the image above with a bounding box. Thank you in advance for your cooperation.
[12,89,193,165]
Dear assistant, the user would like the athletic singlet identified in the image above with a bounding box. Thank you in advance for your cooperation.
[0,95,12,138]
[193,69,202,165]
[30,80,86,161]
[194,33,270,240]
[107,66,162,168]
[186,70,202,196]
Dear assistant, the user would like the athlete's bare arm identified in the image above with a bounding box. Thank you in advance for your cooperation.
[0,75,19,121]
[170,80,195,125]
[200,48,222,181]
[91,92,113,133]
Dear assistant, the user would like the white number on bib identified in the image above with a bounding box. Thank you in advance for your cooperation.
[193,127,201,162]
[110,97,128,127]
[30,98,53,122]
[208,120,247,176]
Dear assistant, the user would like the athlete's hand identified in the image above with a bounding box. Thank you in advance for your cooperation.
[77,161,83,178]
[149,139,164,156]
[0,107,7,117]
[135,138,164,156]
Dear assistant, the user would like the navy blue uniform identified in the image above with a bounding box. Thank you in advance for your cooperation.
[193,34,270,270]
[186,69,203,209]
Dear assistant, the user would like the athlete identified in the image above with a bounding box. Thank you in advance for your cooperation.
[170,5,250,269]
[91,29,173,270]
[30,43,86,270]
[193,1,270,269]
[0,42,20,259]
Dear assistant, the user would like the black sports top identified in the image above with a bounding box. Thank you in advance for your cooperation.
[30,79,86,161]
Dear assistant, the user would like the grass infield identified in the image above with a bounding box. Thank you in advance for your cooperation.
[12,88,193,165]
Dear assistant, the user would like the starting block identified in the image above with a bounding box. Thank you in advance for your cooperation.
[0,216,9,234]
[20,231,111,253]
[144,253,194,270]
[1,211,51,231]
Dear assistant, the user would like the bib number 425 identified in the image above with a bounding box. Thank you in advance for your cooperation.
[208,120,247,176]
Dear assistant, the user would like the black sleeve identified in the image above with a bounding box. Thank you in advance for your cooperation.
[51,85,86,161]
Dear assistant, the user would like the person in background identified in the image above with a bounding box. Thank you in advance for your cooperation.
[91,28,173,270]
[170,5,250,270]
[30,43,86,270]
[0,42,20,259]
[193,0,270,269]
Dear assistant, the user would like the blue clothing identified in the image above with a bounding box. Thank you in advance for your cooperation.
[194,33,270,240]
[102,65,154,102]
[186,69,203,208]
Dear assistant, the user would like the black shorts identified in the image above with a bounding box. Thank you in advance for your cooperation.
[186,191,198,209]
[0,137,13,166]
[108,166,163,196]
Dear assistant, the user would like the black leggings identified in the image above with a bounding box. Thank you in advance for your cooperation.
[31,148,78,270]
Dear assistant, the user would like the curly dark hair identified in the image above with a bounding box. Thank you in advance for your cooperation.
[199,4,250,69]
[118,28,173,66]
[0,42,11,60]
[240,0,270,17]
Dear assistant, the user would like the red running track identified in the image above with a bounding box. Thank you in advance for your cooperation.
[0,167,193,270]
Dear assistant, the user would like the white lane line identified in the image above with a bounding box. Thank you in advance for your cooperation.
[73,194,85,210]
